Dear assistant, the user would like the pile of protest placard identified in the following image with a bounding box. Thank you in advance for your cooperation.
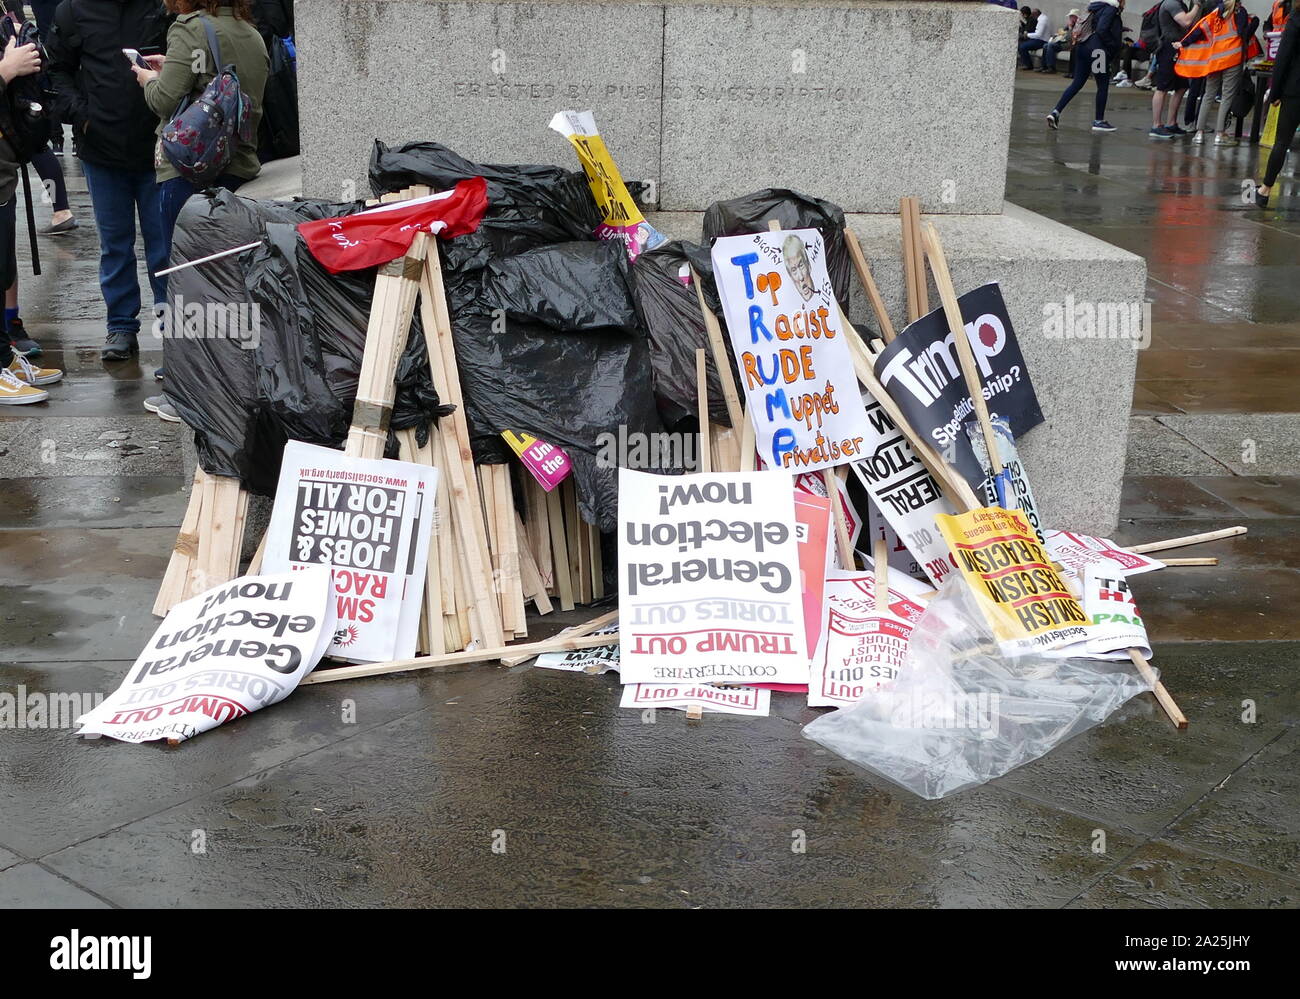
[99,109,1247,789]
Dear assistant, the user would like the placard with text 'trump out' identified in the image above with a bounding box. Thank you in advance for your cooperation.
[617,468,807,685]
[711,228,872,473]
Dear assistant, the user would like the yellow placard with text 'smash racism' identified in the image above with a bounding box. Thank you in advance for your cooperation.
[936,507,1089,655]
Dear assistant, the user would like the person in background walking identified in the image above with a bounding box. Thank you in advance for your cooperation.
[46,0,170,363]
[0,34,62,404]
[1151,0,1202,136]
[1020,8,1052,68]
[1046,0,1127,132]
[1256,4,1300,204]
[131,0,267,420]
[1178,0,1262,145]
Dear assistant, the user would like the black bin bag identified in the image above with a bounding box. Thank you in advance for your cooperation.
[164,189,446,496]
[626,241,738,431]
[369,141,667,531]
[702,188,855,314]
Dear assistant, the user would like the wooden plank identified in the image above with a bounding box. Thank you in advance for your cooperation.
[514,509,554,615]
[496,464,527,637]
[588,522,604,601]
[500,608,617,667]
[922,222,1002,478]
[300,631,621,685]
[523,475,554,592]
[1130,526,1246,554]
[845,229,896,342]
[546,486,575,611]
[696,348,712,473]
[900,198,920,323]
[345,232,429,459]
[479,465,513,636]
[396,427,445,656]
[565,478,591,606]
[824,467,854,569]
[689,266,744,433]
[153,467,204,616]
[417,244,505,648]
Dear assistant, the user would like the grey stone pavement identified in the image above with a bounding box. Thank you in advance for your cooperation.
[1,78,1297,908]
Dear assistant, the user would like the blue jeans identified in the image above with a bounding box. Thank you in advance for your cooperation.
[1042,41,1063,72]
[159,174,245,263]
[1019,38,1046,69]
[81,161,169,336]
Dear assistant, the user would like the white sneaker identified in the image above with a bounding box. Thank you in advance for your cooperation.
[0,366,48,404]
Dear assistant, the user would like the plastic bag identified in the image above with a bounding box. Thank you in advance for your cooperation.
[626,241,737,430]
[702,188,854,315]
[369,141,668,531]
[165,190,447,496]
[802,573,1155,799]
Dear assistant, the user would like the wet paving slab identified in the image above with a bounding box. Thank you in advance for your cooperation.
[11,648,1291,909]
[1068,840,1299,909]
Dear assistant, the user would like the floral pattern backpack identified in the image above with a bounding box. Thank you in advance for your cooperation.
[160,16,253,185]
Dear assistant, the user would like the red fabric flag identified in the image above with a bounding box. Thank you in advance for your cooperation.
[297,176,488,274]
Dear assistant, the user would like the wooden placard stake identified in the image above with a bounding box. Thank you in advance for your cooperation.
[922,222,1003,480]
[845,229,896,343]
[1130,526,1246,554]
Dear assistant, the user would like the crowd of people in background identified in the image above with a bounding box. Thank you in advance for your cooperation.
[1012,1,1299,209]
[0,0,295,409]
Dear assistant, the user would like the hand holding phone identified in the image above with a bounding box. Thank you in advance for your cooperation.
[122,48,149,70]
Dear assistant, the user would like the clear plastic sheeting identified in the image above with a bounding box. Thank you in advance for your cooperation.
[802,574,1155,799]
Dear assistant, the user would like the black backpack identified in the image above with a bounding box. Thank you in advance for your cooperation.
[0,15,54,161]
[1140,3,1163,49]
[0,15,53,275]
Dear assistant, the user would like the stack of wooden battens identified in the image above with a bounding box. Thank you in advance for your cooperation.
[152,185,607,661]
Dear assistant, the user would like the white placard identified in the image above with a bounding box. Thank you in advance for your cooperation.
[75,568,335,744]
[264,440,435,663]
[617,468,807,684]
[711,228,873,473]
[849,398,958,587]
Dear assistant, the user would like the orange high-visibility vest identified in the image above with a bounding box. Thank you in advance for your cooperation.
[1177,10,1262,76]
[1270,0,1290,31]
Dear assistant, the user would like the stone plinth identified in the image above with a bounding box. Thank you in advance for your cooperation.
[298,0,1016,212]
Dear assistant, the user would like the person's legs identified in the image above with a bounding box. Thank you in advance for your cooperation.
[157,176,194,262]
[1262,97,1300,189]
[1165,89,1185,127]
[1196,73,1220,132]
[81,160,145,347]
[1094,72,1111,121]
[1020,38,1046,69]
[1184,76,1203,126]
[1054,52,1092,114]
[133,169,170,309]
[1215,62,1243,135]
[1042,41,1059,72]
[29,146,69,213]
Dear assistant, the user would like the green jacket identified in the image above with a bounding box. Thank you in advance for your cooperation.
[143,8,269,183]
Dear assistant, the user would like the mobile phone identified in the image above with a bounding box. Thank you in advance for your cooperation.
[122,48,149,69]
